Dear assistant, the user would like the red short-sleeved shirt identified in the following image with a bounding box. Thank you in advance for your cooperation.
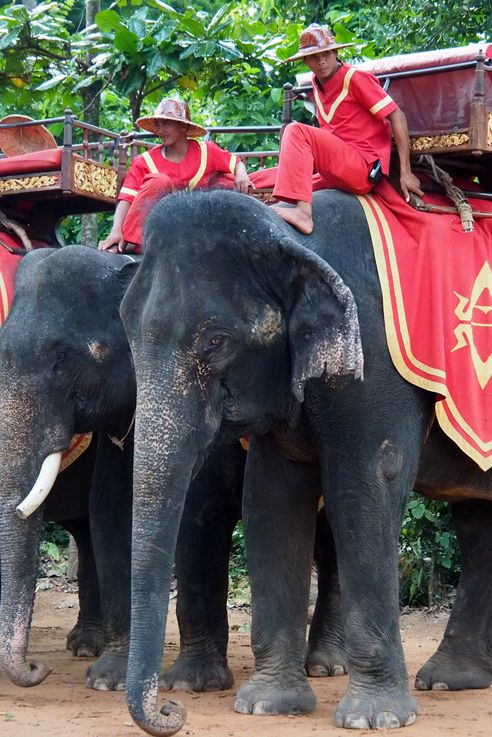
[119,140,238,202]
[312,63,398,174]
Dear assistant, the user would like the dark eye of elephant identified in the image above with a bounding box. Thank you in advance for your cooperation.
[205,335,225,352]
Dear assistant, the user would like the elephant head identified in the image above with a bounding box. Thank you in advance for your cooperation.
[0,246,137,687]
[120,189,363,735]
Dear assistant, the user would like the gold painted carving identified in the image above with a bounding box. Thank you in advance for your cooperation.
[410,132,469,152]
[0,175,57,193]
[74,160,117,199]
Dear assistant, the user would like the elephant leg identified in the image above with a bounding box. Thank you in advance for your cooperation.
[415,499,492,691]
[161,441,244,692]
[234,434,320,716]
[86,433,133,691]
[62,516,104,658]
[322,409,425,730]
[306,508,347,677]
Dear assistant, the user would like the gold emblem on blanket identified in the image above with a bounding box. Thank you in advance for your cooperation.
[452,261,492,390]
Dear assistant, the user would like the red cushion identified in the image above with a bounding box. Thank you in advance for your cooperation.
[0,148,62,176]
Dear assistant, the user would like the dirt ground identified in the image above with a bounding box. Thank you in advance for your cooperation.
[1,588,491,737]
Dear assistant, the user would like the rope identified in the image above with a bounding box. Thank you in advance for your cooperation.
[414,154,474,232]
[0,209,33,250]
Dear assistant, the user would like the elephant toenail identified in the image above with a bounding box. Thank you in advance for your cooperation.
[252,700,275,715]
[375,711,400,728]
[234,698,252,714]
[346,714,370,729]
[93,679,110,691]
[332,665,345,676]
[171,680,192,692]
[309,665,328,677]
[414,676,429,690]
[431,682,449,691]
[405,712,417,726]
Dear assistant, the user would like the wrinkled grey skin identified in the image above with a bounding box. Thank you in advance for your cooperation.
[0,246,137,690]
[121,188,492,736]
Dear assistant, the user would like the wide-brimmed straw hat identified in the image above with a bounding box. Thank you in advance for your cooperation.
[286,24,356,62]
[137,98,207,138]
[0,114,57,156]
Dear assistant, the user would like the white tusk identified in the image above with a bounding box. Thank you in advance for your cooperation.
[16,452,63,520]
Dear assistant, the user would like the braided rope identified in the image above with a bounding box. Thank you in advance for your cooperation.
[414,154,474,232]
[0,209,33,250]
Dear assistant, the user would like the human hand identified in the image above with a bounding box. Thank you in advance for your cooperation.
[98,230,124,253]
[234,171,254,194]
[400,171,423,203]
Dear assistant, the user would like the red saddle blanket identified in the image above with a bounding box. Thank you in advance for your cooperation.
[0,232,92,469]
[357,179,492,470]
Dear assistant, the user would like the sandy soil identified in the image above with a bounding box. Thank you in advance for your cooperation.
[1,588,490,737]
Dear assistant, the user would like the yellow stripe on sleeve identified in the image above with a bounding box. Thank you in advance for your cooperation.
[119,186,138,197]
[369,95,395,115]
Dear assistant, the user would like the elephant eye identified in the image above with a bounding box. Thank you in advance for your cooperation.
[206,335,225,352]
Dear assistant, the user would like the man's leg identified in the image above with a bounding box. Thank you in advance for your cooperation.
[272,123,372,234]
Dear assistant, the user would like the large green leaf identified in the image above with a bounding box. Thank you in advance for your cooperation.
[114,28,139,55]
[95,9,125,34]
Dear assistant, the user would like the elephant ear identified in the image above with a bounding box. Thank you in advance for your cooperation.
[278,236,363,402]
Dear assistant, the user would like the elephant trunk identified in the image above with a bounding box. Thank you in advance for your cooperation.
[126,367,211,736]
[0,386,64,686]
[0,505,52,686]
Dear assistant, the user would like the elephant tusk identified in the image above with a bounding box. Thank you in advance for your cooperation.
[15,452,63,520]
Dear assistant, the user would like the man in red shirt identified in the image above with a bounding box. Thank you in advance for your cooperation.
[99,98,252,253]
[272,24,423,234]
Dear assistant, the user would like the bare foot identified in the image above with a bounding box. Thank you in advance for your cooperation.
[271,203,313,235]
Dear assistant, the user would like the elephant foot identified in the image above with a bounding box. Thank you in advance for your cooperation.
[67,624,104,658]
[306,643,348,677]
[335,687,417,729]
[160,654,233,692]
[234,673,316,715]
[415,649,492,691]
[86,652,128,691]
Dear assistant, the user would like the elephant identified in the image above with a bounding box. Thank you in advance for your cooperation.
[0,243,264,696]
[0,245,138,689]
[120,187,492,735]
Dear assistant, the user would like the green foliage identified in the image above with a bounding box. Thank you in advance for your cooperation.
[400,496,460,607]
[228,520,250,606]
[40,522,69,578]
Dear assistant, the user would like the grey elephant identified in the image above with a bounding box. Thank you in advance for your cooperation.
[120,188,492,735]
[0,246,137,689]
[0,244,249,696]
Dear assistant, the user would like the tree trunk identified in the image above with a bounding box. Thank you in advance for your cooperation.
[81,1,102,247]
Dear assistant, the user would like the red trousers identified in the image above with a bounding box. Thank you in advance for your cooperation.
[273,122,373,203]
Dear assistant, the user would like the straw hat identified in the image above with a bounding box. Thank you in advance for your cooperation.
[0,115,57,156]
[137,98,207,138]
[286,24,356,62]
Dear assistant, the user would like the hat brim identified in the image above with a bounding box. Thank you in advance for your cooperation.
[285,41,356,63]
[136,115,207,139]
[0,115,57,157]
